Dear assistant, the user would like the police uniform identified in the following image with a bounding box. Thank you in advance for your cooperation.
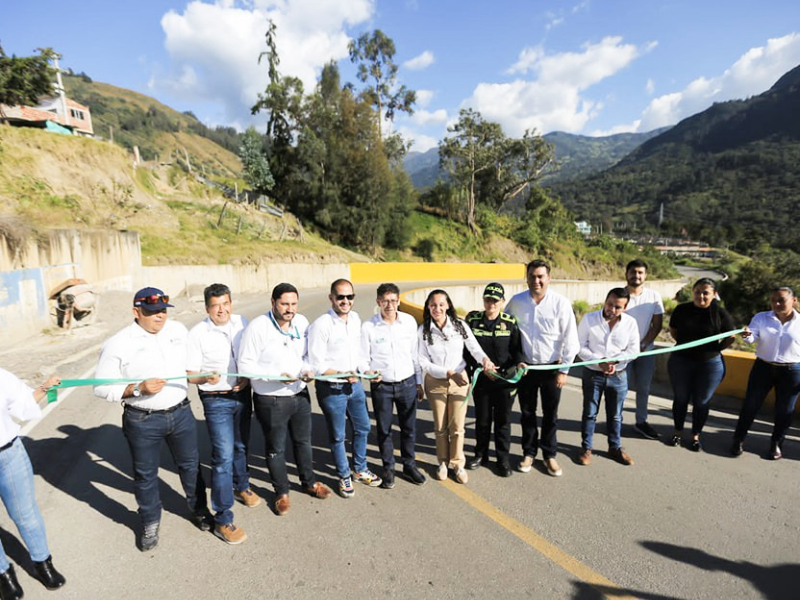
[464,286,524,474]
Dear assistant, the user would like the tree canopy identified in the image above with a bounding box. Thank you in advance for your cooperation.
[0,46,57,117]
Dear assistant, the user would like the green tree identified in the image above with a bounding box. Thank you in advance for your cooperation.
[0,46,57,119]
[238,127,274,195]
[348,30,416,138]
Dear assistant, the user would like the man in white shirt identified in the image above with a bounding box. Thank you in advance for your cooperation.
[362,283,426,489]
[238,283,331,515]
[732,286,800,459]
[0,369,66,597]
[576,288,640,466]
[506,259,579,477]
[186,283,258,546]
[94,287,211,552]
[308,279,381,497]
[624,259,665,440]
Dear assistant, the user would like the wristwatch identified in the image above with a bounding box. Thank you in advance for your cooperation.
[132,384,142,398]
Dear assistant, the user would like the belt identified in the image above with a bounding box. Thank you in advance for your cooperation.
[199,388,248,399]
[0,437,17,453]
[763,360,797,368]
[123,398,190,414]
[374,375,416,385]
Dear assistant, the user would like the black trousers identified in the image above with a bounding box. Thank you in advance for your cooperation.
[370,376,418,469]
[472,381,516,463]
[518,370,562,460]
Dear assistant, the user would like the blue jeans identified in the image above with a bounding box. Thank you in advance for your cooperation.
[122,401,207,526]
[668,353,725,434]
[0,438,50,571]
[581,369,628,450]
[253,391,316,496]
[370,376,418,470]
[200,391,252,526]
[316,381,371,478]
[734,359,800,445]
[628,354,657,424]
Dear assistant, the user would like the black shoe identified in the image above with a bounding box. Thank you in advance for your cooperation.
[33,556,66,590]
[0,564,23,600]
[190,509,213,532]
[138,521,160,552]
[634,421,660,440]
[730,439,744,456]
[496,462,512,478]
[380,469,396,489]
[402,464,427,485]
[466,454,487,470]
[690,438,702,452]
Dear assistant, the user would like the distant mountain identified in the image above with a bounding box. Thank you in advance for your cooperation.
[551,64,800,250]
[403,128,669,190]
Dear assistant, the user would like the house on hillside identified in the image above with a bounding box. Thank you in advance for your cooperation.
[0,56,94,137]
[1,95,94,137]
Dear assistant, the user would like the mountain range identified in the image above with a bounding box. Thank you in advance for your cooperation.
[551,64,800,250]
[403,127,670,190]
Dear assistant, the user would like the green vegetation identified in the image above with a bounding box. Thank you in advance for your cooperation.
[0,46,57,114]
[551,65,800,252]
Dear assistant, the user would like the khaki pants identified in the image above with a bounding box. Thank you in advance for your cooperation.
[424,374,470,470]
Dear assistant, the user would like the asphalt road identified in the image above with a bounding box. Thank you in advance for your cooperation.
[3,283,798,600]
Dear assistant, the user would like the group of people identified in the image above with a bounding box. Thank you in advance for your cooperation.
[1,259,796,588]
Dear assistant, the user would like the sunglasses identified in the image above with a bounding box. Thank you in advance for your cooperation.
[136,294,169,305]
[335,294,355,301]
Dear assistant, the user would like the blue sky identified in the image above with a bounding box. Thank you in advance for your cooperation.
[3,0,800,152]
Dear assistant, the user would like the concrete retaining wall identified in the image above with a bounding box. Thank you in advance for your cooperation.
[0,229,140,338]
[135,263,350,298]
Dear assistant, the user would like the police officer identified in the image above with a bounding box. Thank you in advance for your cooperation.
[464,283,524,477]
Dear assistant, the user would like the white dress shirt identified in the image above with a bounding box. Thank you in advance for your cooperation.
[417,317,488,380]
[307,309,366,381]
[625,288,664,350]
[238,311,311,396]
[0,368,43,446]
[506,290,580,372]
[745,310,800,364]
[361,312,422,384]
[577,310,640,372]
[186,314,249,392]
[94,319,189,410]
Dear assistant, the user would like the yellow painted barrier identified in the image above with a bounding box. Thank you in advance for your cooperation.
[350,262,524,284]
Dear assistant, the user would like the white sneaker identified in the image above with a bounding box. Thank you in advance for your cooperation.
[544,457,563,477]
[435,462,447,481]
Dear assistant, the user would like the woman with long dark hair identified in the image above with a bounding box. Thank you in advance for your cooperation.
[668,278,736,451]
[418,290,495,483]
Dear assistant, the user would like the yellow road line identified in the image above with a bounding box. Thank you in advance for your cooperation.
[440,479,639,600]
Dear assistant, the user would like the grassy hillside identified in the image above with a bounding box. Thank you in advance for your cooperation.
[62,74,242,178]
[0,126,366,265]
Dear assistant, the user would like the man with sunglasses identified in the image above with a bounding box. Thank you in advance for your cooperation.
[308,279,382,497]
[361,283,426,489]
[238,283,331,516]
[187,283,258,546]
[94,287,211,551]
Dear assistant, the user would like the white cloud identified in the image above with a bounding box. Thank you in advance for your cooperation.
[415,89,435,107]
[154,0,374,125]
[410,108,448,127]
[645,78,655,95]
[590,120,641,137]
[403,50,434,70]
[469,36,654,136]
[637,32,800,131]
[394,125,438,152]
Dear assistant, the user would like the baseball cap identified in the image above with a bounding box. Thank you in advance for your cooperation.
[483,282,504,301]
[133,287,173,310]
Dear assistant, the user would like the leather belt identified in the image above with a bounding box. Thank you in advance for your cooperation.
[0,437,17,453]
[123,398,190,414]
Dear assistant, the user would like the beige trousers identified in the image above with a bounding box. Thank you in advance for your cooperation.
[424,374,470,470]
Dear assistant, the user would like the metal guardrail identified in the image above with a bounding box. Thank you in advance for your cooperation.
[195,176,284,217]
